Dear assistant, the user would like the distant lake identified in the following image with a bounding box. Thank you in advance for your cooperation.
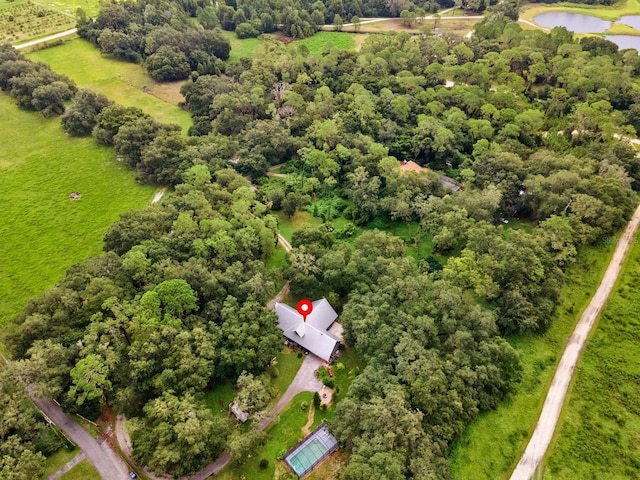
[606,35,640,51]
[617,15,640,29]
[532,12,640,51]
[533,12,611,33]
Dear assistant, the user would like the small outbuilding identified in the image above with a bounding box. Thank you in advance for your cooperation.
[229,402,249,423]
[274,299,340,362]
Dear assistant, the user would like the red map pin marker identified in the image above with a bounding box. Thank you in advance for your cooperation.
[296,299,313,323]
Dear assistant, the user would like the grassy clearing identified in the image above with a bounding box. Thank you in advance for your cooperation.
[520,0,640,22]
[268,348,305,399]
[293,31,356,54]
[542,234,640,479]
[41,447,80,478]
[28,39,192,130]
[217,391,318,480]
[266,244,288,271]
[37,0,102,17]
[607,22,640,34]
[59,459,100,480]
[449,241,616,480]
[0,95,155,326]
[204,348,303,418]
[219,30,264,62]
[275,211,323,242]
[204,381,235,418]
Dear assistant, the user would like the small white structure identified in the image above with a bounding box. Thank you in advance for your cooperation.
[275,299,340,362]
[229,402,249,423]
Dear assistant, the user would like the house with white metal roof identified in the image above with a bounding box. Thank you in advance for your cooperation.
[274,299,340,362]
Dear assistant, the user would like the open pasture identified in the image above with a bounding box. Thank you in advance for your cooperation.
[0,94,155,326]
[28,39,192,130]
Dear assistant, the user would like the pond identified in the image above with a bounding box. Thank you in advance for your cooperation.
[606,35,640,51]
[617,15,640,29]
[533,12,611,33]
[532,12,640,51]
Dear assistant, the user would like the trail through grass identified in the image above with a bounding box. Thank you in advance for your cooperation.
[449,241,616,480]
[543,234,640,479]
[0,95,155,326]
[28,39,192,130]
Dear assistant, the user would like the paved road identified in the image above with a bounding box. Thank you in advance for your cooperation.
[14,28,78,50]
[510,203,640,480]
[32,397,131,480]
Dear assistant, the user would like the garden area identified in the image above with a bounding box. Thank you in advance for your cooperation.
[0,0,73,44]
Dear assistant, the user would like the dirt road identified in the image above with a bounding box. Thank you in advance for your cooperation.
[14,28,78,50]
[510,203,640,480]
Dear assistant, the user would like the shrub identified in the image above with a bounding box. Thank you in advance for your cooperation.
[276,448,287,460]
[236,22,259,39]
[259,458,269,469]
[300,401,308,410]
[313,392,321,408]
[297,352,303,359]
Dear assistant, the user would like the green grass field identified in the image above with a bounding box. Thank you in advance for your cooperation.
[28,39,192,130]
[293,31,356,54]
[520,0,640,22]
[59,459,100,480]
[0,95,155,327]
[542,234,640,479]
[219,30,264,62]
[41,447,80,478]
[449,241,616,480]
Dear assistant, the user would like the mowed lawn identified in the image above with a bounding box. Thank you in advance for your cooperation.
[543,236,640,479]
[59,459,100,480]
[0,95,155,326]
[449,241,616,480]
[28,39,192,130]
[293,32,356,54]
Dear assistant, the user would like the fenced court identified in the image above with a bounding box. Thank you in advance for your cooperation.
[284,424,339,478]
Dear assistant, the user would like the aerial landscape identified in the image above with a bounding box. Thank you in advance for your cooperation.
[2,0,640,478]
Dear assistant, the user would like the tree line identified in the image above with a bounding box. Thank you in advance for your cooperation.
[4,10,640,478]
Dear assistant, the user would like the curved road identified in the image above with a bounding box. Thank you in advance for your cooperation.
[32,397,131,480]
[510,203,640,480]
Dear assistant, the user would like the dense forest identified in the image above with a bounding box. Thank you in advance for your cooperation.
[3,4,640,477]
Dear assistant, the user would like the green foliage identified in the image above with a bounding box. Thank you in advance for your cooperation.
[0,95,154,326]
[543,238,640,478]
[132,392,231,477]
[58,459,100,480]
[449,242,615,479]
[28,40,192,130]
[0,1,72,44]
